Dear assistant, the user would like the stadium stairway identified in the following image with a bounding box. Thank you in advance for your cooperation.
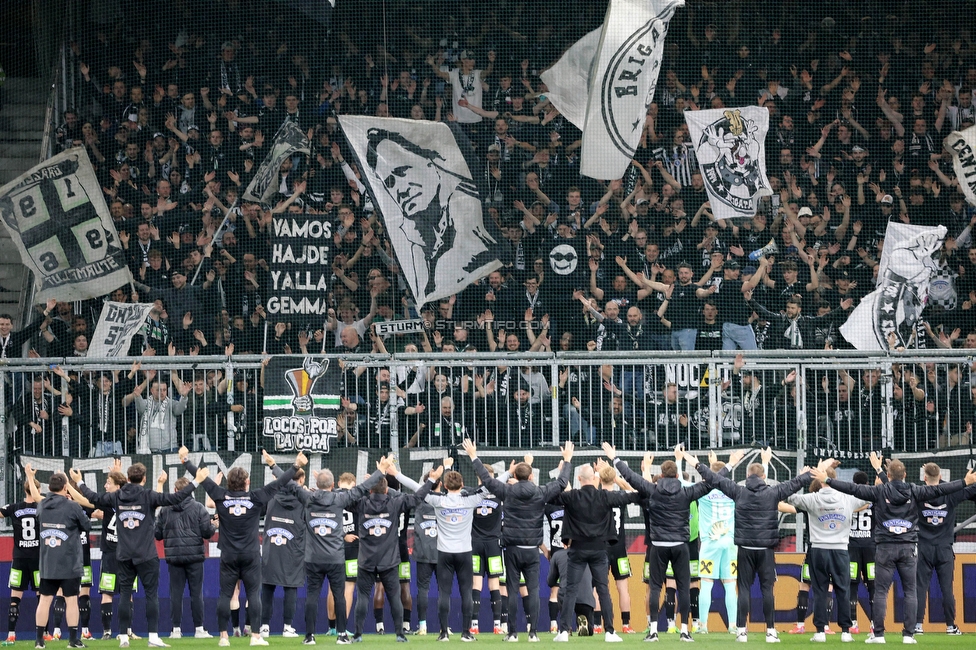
[0,77,48,324]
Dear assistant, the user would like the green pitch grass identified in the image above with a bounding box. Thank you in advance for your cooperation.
[15,630,974,648]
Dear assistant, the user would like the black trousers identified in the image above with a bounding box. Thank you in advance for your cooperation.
[437,551,474,633]
[416,562,437,626]
[503,546,541,634]
[217,554,262,636]
[736,547,776,629]
[354,566,401,636]
[167,560,205,630]
[648,544,691,625]
[305,562,347,634]
[809,547,852,632]
[119,558,160,634]
[916,544,955,627]
[557,547,614,634]
[874,544,917,636]
[261,584,297,627]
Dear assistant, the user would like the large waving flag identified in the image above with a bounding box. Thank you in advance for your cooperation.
[338,116,502,308]
[541,0,684,180]
[0,149,132,302]
[243,120,310,205]
[685,106,773,220]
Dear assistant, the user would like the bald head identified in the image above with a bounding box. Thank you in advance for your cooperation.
[317,468,335,490]
[578,465,597,486]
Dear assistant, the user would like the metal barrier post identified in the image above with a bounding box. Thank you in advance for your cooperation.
[707,359,720,448]
[549,357,559,447]
[880,361,895,450]
[795,361,807,554]
[0,369,7,503]
[225,359,235,451]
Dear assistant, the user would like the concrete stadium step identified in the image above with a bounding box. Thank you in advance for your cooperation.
[0,77,49,325]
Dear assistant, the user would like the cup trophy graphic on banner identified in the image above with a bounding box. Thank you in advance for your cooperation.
[285,357,329,416]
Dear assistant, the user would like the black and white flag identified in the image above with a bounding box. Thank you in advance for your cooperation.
[88,301,154,357]
[0,149,132,302]
[685,107,773,220]
[338,116,502,307]
[945,125,976,206]
[243,120,310,205]
[540,0,683,180]
[839,223,947,350]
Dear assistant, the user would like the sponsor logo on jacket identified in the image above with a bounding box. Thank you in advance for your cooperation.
[882,519,913,534]
[266,527,295,546]
[223,499,255,516]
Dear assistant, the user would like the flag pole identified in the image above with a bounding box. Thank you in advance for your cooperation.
[190,198,238,286]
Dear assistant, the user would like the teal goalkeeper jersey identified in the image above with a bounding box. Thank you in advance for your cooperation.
[697,488,736,545]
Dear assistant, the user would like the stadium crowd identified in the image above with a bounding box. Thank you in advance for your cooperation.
[3,0,976,457]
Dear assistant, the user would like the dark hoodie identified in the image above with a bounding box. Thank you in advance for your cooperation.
[79,479,197,563]
[613,458,722,543]
[154,495,215,565]
[696,463,812,548]
[296,470,384,566]
[826,473,969,545]
[261,466,307,587]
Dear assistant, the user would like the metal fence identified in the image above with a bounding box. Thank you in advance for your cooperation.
[2,350,973,461]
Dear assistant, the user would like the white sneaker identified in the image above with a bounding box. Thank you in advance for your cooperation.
[605,632,623,643]
[283,626,299,638]
[811,633,826,643]
[196,629,214,639]
[260,626,270,639]
[118,636,129,649]
[865,636,886,644]
[170,629,181,640]
[218,638,231,647]
[148,640,170,648]
[736,632,748,643]
[902,637,917,645]
[250,637,270,646]
[554,632,569,642]
[766,630,781,643]
[842,633,854,642]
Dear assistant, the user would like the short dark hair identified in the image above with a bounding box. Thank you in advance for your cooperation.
[371,477,389,494]
[887,459,907,481]
[852,471,869,485]
[127,463,147,484]
[514,463,532,481]
[443,471,463,491]
[660,460,678,478]
[174,477,191,491]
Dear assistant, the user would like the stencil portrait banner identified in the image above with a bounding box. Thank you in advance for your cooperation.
[685,107,773,220]
[338,116,502,307]
[88,301,155,357]
[540,0,684,180]
[0,149,132,302]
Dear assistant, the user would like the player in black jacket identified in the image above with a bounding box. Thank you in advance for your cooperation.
[180,448,304,647]
[73,461,207,649]
[608,444,725,642]
[465,439,573,643]
[351,464,436,643]
[914,462,976,635]
[548,461,641,642]
[2,478,41,644]
[815,453,976,642]
[154,475,216,639]
[24,466,90,650]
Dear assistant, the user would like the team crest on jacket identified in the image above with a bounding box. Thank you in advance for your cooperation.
[224,498,255,516]
[922,505,948,526]
[309,517,338,536]
[41,529,69,547]
[818,513,845,530]
[119,511,145,529]
[266,527,294,546]
[364,518,392,537]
